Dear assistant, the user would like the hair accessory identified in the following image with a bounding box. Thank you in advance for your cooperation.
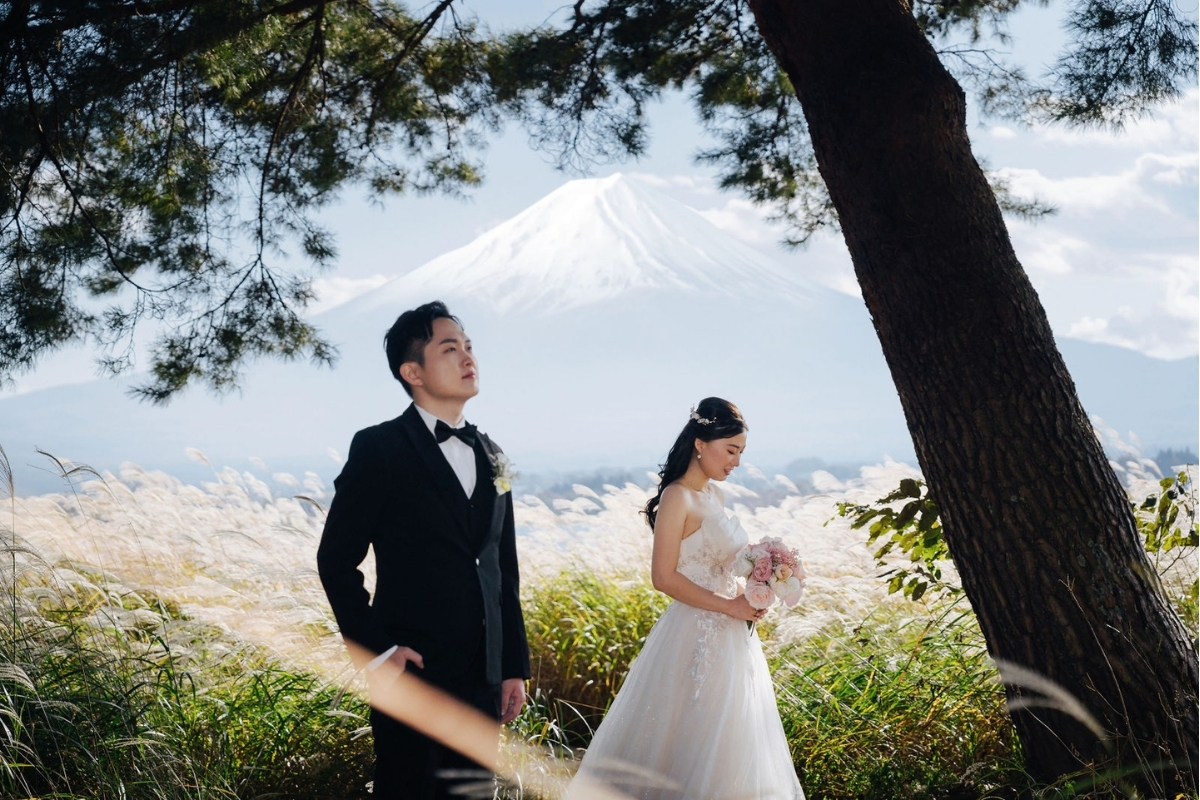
[689,406,715,425]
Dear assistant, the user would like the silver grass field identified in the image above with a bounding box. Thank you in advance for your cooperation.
[0,436,1194,799]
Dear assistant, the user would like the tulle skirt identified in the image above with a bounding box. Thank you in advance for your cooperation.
[568,601,805,800]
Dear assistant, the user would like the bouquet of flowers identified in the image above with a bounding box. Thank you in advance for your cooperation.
[734,537,805,626]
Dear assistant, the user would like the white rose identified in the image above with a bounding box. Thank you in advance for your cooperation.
[780,577,804,608]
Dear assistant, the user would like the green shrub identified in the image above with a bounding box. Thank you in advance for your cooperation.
[838,472,1199,628]
[1135,469,1199,629]
[513,569,669,749]
[772,601,1024,799]
[514,568,1031,799]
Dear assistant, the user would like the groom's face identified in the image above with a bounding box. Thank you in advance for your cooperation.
[406,317,479,402]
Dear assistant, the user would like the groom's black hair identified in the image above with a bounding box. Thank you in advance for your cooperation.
[384,300,462,397]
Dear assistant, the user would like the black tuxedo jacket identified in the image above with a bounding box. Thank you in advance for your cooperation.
[317,404,530,687]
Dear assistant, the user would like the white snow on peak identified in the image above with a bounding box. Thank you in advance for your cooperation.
[349,174,823,315]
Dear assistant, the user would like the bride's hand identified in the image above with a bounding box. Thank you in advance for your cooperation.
[726,595,767,622]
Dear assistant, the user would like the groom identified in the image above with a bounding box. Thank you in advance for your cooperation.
[317,301,530,799]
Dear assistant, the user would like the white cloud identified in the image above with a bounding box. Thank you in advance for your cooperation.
[1067,300,1198,360]
[1141,151,1199,186]
[1020,233,1090,275]
[1162,260,1200,327]
[1033,88,1199,150]
[996,150,1199,215]
[694,197,779,246]
[1069,315,1110,339]
[309,274,392,315]
[633,97,1198,360]
[999,103,1197,360]
[1035,248,1199,359]
[1013,220,1198,358]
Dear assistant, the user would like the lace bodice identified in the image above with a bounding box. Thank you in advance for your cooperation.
[675,498,748,596]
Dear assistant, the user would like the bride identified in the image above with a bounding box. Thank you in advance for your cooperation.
[569,398,805,800]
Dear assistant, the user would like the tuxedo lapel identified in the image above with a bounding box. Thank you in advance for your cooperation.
[398,405,470,534]
[476,436,506,553]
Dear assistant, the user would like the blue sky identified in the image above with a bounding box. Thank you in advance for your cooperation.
[306,1,1200,356]
[6,1,1197,395]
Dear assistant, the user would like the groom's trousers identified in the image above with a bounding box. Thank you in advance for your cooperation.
[369,679,501,800]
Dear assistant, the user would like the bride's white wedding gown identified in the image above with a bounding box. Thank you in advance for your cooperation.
[569,488,805,800]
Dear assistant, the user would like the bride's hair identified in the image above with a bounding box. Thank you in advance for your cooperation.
[643,397,747,530]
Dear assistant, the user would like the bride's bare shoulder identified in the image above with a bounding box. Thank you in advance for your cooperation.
[664,481,700,502]
[660,482,703,512]
[659,482,688,505]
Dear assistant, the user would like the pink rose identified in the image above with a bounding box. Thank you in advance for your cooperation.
[751,555,773,582]
[744,580,774,609]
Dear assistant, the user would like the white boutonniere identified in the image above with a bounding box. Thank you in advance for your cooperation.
[491,453,519,495]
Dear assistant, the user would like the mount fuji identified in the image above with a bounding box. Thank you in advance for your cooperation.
[1,175,1195,493]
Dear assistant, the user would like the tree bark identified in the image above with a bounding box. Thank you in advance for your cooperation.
[746,0,1198,792]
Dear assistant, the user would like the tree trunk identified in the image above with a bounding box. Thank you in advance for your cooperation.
[746,0,1198,792]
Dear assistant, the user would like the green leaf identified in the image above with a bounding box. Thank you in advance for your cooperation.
[893,500,921,528]
[851,509,880,529]
[917,503,939,531]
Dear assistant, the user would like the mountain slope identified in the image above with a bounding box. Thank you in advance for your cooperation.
[0,175,1194,494]
[341,174,824,316]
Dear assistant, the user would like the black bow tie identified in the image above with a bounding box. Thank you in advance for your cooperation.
[434,420,477,448]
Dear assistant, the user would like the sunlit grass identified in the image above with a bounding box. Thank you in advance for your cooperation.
[1,440,1193,798]
[0,549,373,797]
[510,570,1024,799]
[512,570,671,748]
[774,601,1022,799]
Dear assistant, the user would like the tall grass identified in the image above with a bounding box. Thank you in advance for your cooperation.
[514,571,671,748]
[0,578,375,797]
[0,452,374,797]
[774,602,1022,799]
[1,439,1193,798]
[510,569,1024,799]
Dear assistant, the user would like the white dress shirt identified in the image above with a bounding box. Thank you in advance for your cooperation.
[414,403,477,497]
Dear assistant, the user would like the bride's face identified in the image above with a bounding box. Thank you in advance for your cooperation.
[695,433,747,481]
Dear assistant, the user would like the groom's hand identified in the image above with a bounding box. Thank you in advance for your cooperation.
[499,678,525,724]
[386,646,425,673]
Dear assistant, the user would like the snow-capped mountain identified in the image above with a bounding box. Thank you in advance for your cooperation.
[0,175,1195,494]
[348,174,821,314]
